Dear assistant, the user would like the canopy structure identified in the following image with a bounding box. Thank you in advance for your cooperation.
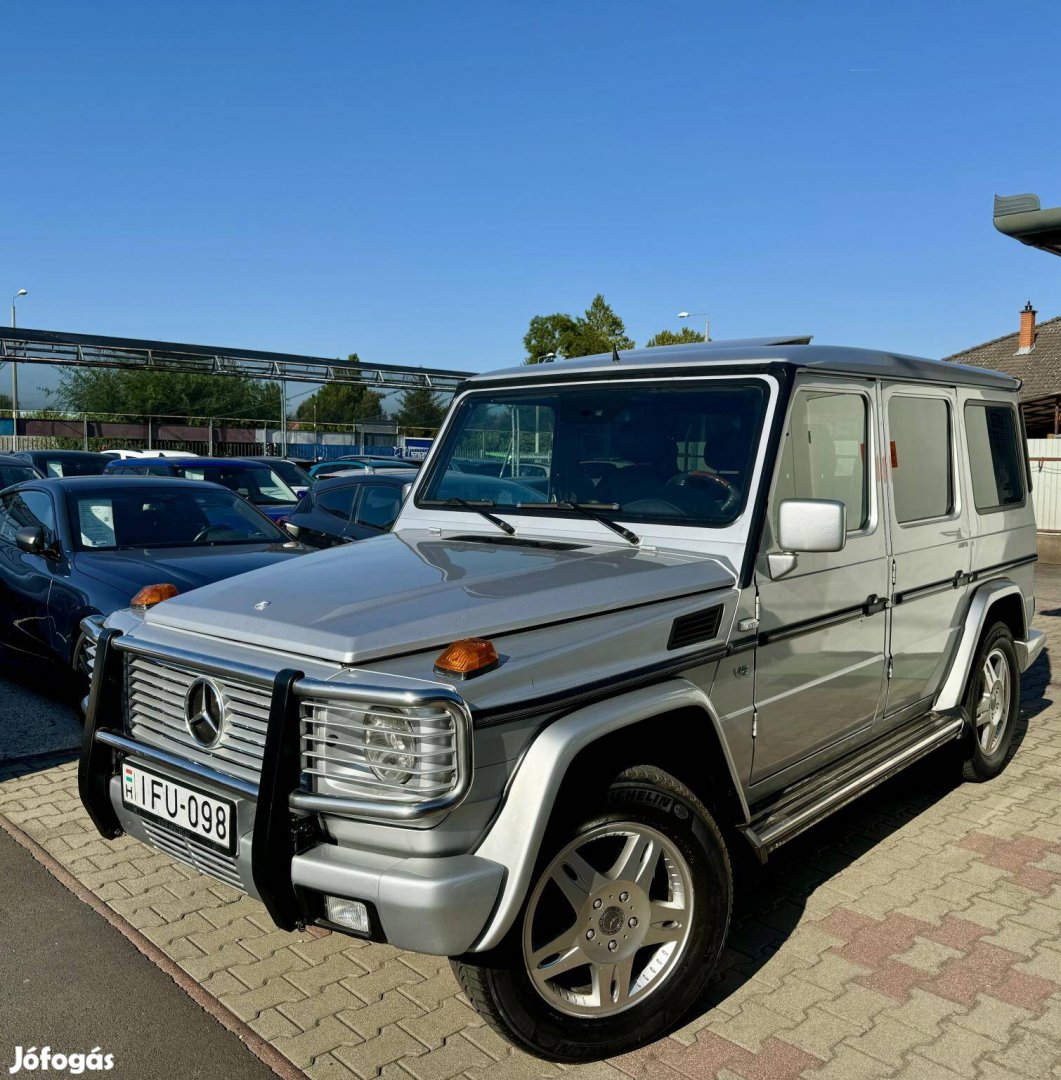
[0,326,474,392]
[994,193,1061,256]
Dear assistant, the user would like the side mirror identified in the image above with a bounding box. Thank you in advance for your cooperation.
[769,499,846,580]
[401,483,413,501]
[283,521,301,539]
[16,525,55,558]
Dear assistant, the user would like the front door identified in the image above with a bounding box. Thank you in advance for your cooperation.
[751,378,889,788]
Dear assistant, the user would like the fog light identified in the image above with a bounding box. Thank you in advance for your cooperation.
[324,895,371,934]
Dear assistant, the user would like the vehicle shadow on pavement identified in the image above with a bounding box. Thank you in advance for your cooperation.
[687,646,1053,1026]
[0,653,82,774]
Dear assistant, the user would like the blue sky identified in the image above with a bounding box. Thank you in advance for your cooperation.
[5,0,1061,409]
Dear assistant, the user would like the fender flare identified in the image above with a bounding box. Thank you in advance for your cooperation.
[934,579,1026,710]
[469,678,742,952]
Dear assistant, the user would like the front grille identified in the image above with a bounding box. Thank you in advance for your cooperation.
[142,820,244,891]
[126,655,270,783]
[301,700,460,804]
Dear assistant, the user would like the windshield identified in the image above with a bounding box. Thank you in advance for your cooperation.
[66,486,286,550]
[419,380,768,527]
[0,465,39,488]
[270,460,311,488]
[174,464,297,505]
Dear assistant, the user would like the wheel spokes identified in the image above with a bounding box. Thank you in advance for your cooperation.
[591,956,635,1009]
[641,900,686,946]
[552,851,597,912]
[607,830,659,889]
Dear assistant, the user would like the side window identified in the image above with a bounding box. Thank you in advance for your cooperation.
[356,485,403,530]
[0,491,55,544]
[773,389,869,534]
[315,487,357,521]
[965,402,1025,512]
[889,397,953,523]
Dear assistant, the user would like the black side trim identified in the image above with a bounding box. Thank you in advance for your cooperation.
[251,668,307,932]
[668,605,724,650]
[78,628,125,840]
[894,554,1038,605]
[758,595,883,647]
[473,641,730,727]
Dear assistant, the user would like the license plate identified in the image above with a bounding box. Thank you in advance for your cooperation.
[122,762,237,855]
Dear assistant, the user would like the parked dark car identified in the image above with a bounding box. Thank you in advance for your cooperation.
[0,453,42,489]
[14,450,111,478]
[283,470,415,547]
[257,456,312,498]
[103,456,299,521]
[307,455,418,481]
[0,476,306,678]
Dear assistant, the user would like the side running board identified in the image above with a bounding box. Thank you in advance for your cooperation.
[740,707,968,861]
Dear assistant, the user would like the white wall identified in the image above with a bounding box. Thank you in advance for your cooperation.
[1027,438,1061,531]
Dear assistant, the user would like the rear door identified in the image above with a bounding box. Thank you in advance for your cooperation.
[751,378,889,788]
[881,384,970,718]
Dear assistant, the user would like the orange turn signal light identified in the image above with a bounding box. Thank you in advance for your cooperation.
[434,638,500,680]
[130,583,179,610]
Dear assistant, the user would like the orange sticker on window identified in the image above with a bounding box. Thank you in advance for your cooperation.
[890,440,899,468]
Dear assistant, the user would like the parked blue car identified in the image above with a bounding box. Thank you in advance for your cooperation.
[103,456,299,521]
[0,476,307,679]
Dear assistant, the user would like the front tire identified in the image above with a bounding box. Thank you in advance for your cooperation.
[453,766,732,1062]
[960,622,1019,781]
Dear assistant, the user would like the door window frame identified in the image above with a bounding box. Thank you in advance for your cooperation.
[962,399,1027,516]
[885,389,961,530]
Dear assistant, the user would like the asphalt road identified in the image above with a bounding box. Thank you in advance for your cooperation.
[0,659,82,763]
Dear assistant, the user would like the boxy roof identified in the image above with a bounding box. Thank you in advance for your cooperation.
[468,338,1020,392]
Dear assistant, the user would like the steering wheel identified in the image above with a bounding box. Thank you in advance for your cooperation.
[666,470,742,516]
[193,525,236,543]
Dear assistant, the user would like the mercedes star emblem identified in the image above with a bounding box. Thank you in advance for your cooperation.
[254,600,271,610]
[184,678,226,748]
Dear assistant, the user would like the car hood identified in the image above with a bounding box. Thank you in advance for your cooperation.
[144,530,736,665]
[74,543,306,595]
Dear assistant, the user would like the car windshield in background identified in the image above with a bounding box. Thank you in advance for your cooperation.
[269,460,311,488]
[0,464,39,488]
[65,486,286,550]
[174,464,296,505]
[419,381,769,527]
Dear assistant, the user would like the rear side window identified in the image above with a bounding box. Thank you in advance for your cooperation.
[316,487,357,520]
[965,403,1025,512]
[888,397,953,523]
[356,485,403,530]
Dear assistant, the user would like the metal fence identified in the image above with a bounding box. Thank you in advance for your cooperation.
[1028,438,1061,532]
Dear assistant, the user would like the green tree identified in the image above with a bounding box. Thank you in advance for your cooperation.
[294,358,385,424]
[52,368,281,423]
[523,294,634,363]
[394,388,447,429]
[645,327,705,348]
[0,393,10,412]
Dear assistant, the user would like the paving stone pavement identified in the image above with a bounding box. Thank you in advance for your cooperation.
[4,570,1061,1079]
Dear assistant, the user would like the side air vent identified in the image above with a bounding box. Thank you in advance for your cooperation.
[668,605,724,650]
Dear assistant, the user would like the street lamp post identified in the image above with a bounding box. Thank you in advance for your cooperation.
[10,289,27,449]
[677,310,710,342]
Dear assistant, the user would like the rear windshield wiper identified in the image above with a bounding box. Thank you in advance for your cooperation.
[446,497,515,536]
[519,500,640,546]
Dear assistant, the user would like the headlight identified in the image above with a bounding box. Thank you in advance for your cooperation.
[363,713,416,785]
[301,701,461,803]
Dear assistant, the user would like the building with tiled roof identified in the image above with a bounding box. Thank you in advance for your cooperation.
[944,303,1061,435]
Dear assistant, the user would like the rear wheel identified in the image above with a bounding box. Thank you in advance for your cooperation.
[453,766,732,1062]
[961,622,1019,781]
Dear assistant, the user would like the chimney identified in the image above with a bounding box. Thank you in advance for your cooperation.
[1018,301,1037,353]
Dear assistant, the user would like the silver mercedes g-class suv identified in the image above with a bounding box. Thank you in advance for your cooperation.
[79,337,1043,1061]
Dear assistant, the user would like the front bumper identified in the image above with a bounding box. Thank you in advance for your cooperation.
[79,628,504,956]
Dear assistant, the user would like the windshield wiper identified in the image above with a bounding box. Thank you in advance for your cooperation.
[446,497,516,536]
[519,501,640,546]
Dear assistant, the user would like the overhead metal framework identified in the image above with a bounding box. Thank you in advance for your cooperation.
[0,326,475,392]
